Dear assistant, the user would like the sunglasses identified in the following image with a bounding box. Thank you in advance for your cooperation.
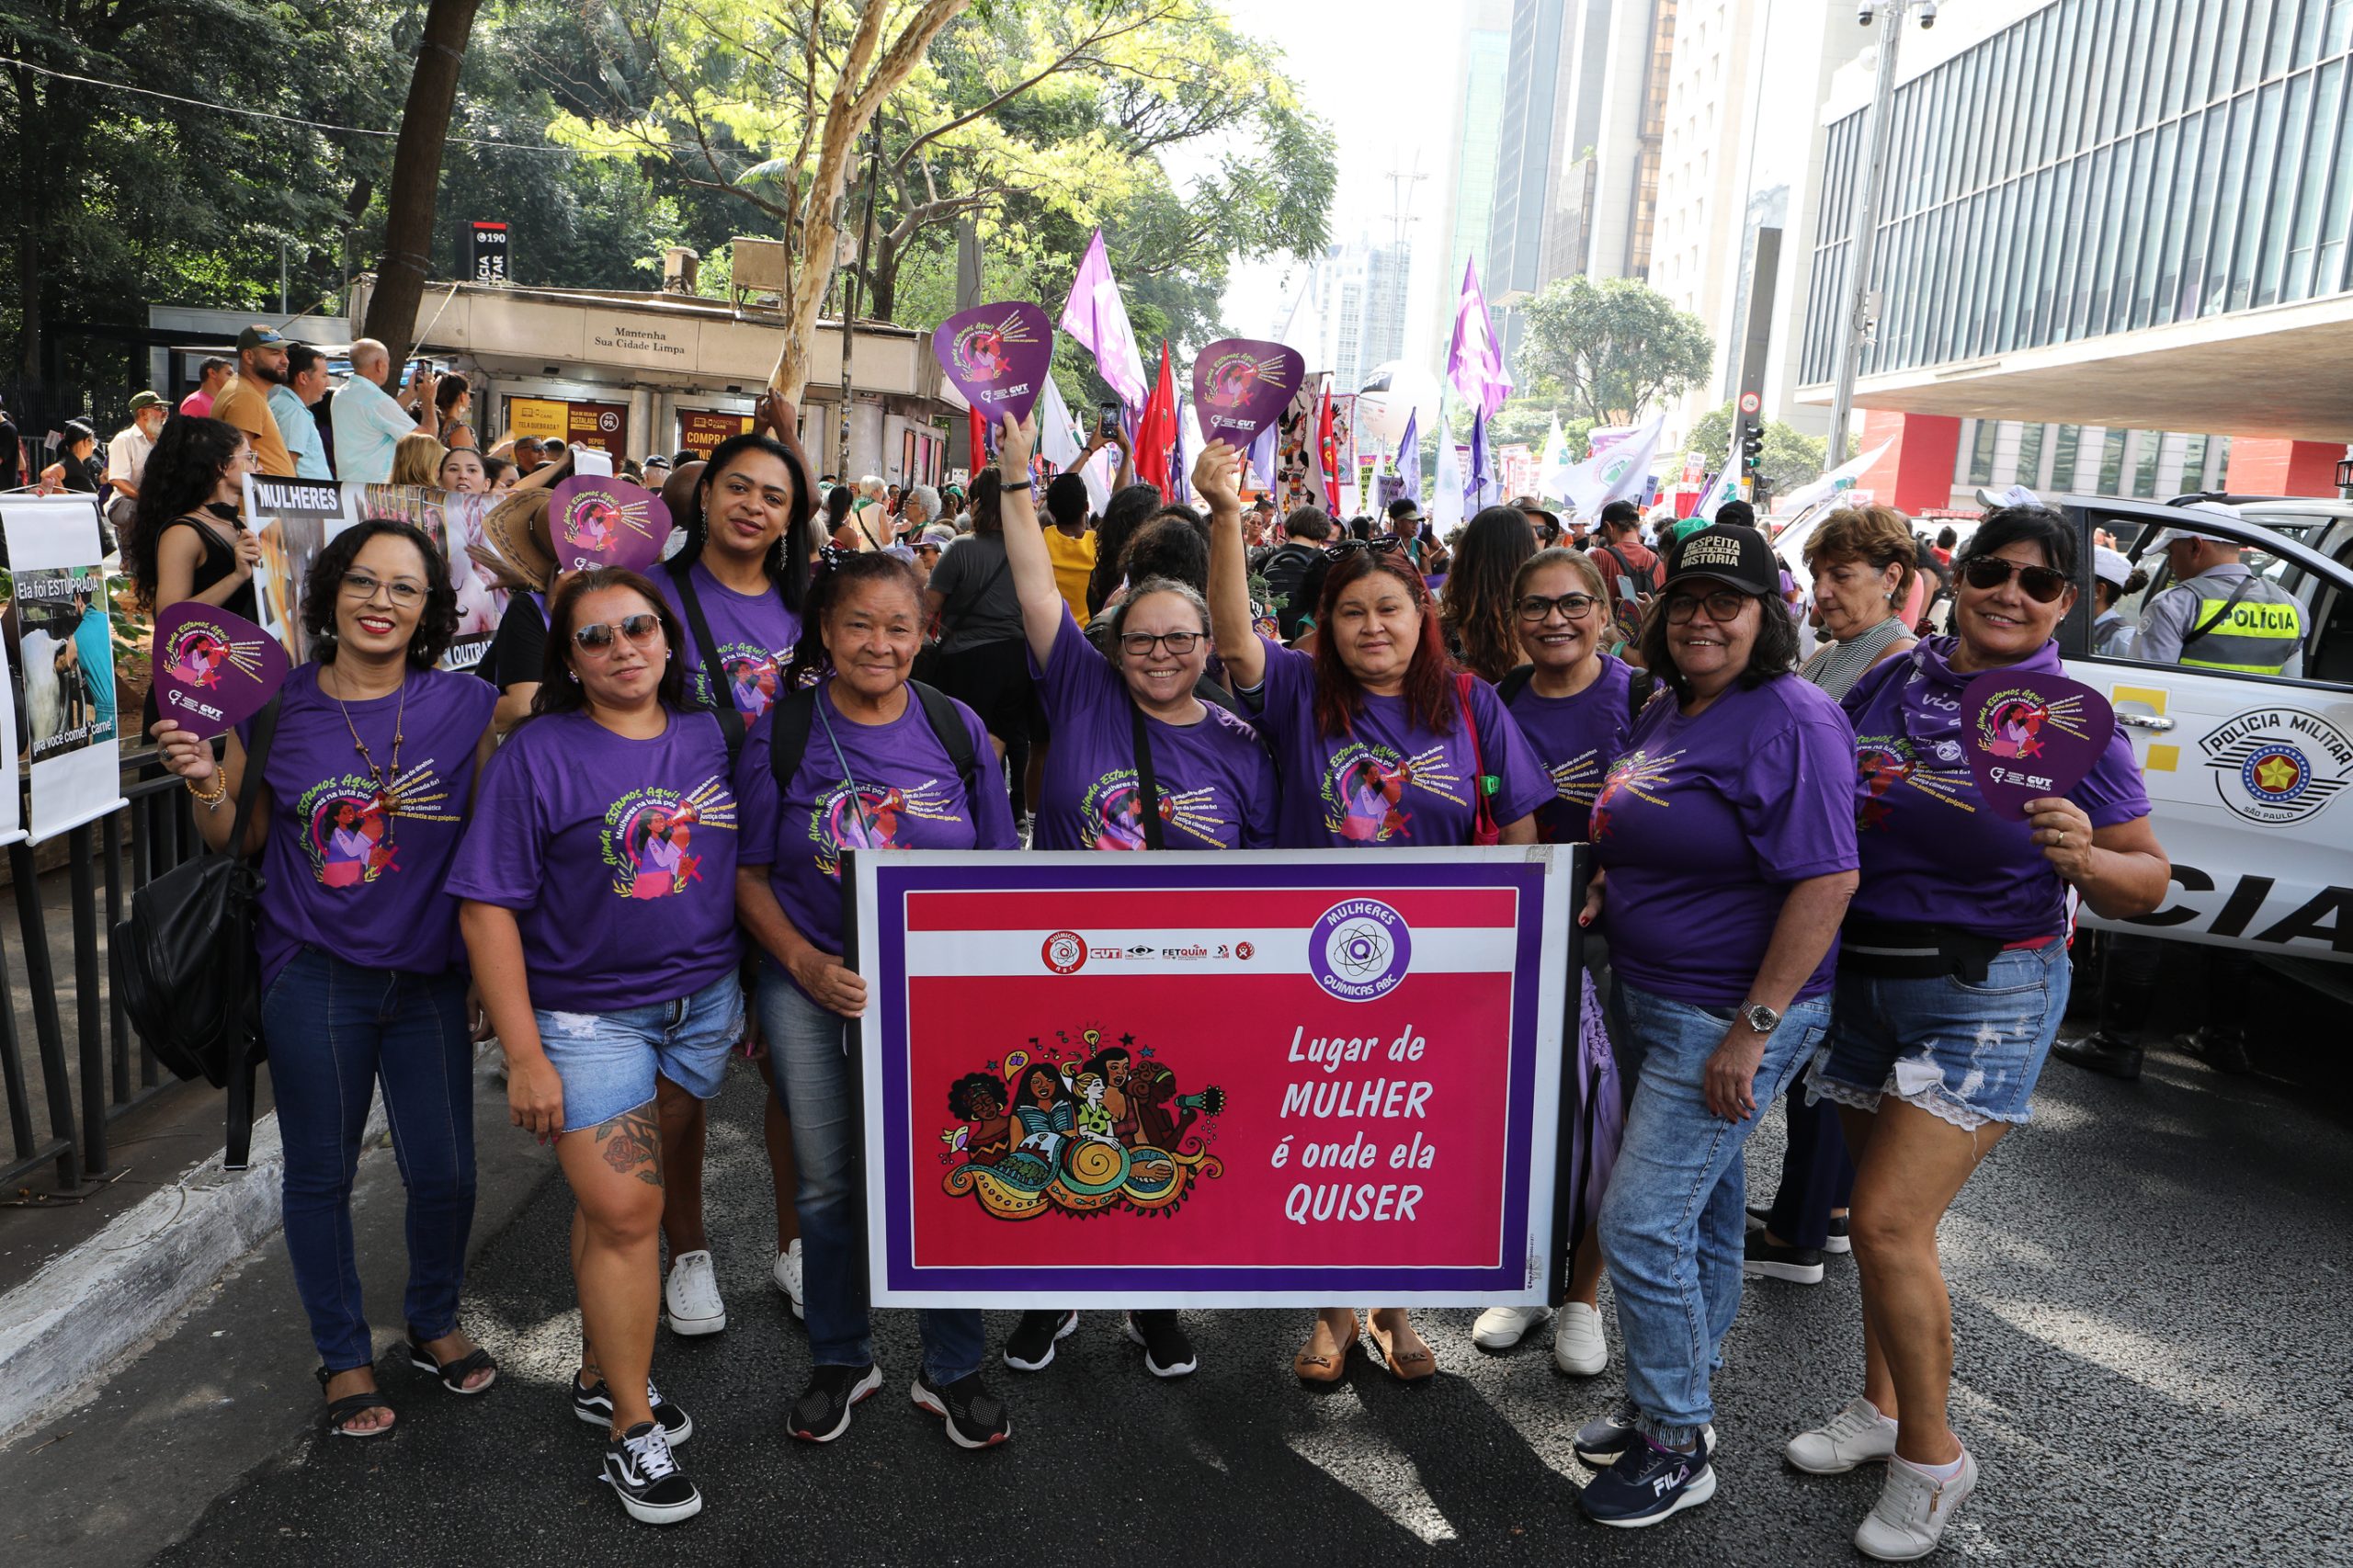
[1664,589,1756,624]
[1960,556,2069,603]
[1323,536,1405,562]
[573,613,664,653]
[1516,592,1600,624]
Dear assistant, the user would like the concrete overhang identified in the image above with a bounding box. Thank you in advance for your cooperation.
[1799,290,2353,442]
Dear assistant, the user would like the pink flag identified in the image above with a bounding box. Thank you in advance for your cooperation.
[1445,259,1514,421]
[1057,230,1148,412]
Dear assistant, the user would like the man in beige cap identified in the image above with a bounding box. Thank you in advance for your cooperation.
[210,324,297,477]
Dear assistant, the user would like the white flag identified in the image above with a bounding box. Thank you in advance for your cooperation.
[1537,414,1573,503]
[1430,392,1465,539]
[1039,375,1085,472]
[1560,414,1665,515]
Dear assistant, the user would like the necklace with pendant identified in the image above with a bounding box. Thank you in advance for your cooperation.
[327,663,407,876]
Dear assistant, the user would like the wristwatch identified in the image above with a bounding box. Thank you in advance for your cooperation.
[1739,1001,1781,1035]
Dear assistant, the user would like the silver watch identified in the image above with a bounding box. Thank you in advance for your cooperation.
[1740,1001,1781,1035]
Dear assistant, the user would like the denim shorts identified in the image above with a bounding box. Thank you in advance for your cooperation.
[1808,942,2071,1131]
[536,971,745,1133]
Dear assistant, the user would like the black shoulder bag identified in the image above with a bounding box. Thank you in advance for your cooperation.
[1130,701,1166,851]
[111,697,280,1169]
[666,562,747,765]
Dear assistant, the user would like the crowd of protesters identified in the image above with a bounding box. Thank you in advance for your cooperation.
[105,327,2169,1560]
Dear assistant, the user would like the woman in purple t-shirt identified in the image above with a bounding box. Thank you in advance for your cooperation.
[1570,524,1860,1530]
[452,568,743,1526]
[1783,506,2167,1560]
[1203,439,1552,1390]
[733,549,1019,1454]
[151,520,498,1438]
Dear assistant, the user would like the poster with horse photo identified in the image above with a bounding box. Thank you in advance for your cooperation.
[343,484,508,674]
[1,494,125,839]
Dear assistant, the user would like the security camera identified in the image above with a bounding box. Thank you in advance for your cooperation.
[1919,0,1938,25]
[1858,0,1874,21]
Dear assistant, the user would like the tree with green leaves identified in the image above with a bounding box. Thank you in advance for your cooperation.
[1516,275,1714,428]
[1687,402,1826,494]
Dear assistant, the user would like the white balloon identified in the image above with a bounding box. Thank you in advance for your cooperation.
[1351,361,1440,450]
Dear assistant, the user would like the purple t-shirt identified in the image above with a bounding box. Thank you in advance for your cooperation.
[447,707,741,1012]
[1029,608,1277,851]
[1249,638,1554,849]
[1843,636,2151,940]
[735,678,1017,957]
[240,665,495,991]
[1594,675,1859,1007]
[656,561,802,723]
[1504,657,1639,845]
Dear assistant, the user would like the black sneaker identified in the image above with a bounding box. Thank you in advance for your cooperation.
[1743,1230,1825,1285]
[1578,1432,1715,1528]
[912,1369,1011,1449]
[1002,1309,1079,1372]
[601,1420,702,1525]
[573,1372,693,1445]
[1124,1311,1198,1378]
[2052,1032,2143,1080]
[1824,1212,1851,1256]
[1574,1400,1713,1468]
[2183,1028,2254,1075]
[788,1363,881,1443]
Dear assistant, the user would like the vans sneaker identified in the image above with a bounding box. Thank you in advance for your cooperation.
[1577,1432,1715,1528]
[1552,1301,1608,1376]
[1471,1304,1552,1350]
[664,1249,727,1335]
[1785,1395,1898,1475]
[1002,1309,1078,1371]
[772,1240,804,1319]
[788,1362,881,1443]
[1743,1231,1825,1285]
[601,1420,701,1525]
[912,1369,1011,1449]
[1854,1449,1976,1561]
[573,1373,692,1445]
[1824,1213,1852,1255]
[1124,1311,1198,1378]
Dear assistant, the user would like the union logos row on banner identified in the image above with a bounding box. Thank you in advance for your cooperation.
[847,847,1585,1308]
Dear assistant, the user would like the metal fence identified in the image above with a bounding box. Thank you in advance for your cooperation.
[0,765,199,1191]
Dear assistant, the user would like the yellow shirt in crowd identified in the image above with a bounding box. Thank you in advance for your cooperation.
[1042,525,1097,628]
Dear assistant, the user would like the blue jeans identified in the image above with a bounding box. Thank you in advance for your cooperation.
[260,948,475,1372]
[1600,979,1829,1447]
[1811,942,2072,1130]
[756,969,983,1385]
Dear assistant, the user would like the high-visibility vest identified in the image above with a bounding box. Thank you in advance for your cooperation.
[2175,575,2303,675]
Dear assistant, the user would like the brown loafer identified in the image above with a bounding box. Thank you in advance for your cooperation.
[1294,1311,1360,1383]
[1368,1315,1437,1382]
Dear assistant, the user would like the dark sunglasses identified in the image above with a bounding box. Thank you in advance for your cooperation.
[573,612,664,653]
[1324,536,1405,562]
[1960,556,2069,603]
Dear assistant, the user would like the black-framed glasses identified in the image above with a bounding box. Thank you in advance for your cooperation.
[573,613,664,653]
[1663,589,1754,624]
[1117,630,1204,657]
[340,570,426,607]
[1324,536,1404,562]
[1960,555,2069,603]
[1516,592,1600,624]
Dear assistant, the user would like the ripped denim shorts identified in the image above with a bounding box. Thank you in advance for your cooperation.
[1806,942,2072,1131]
[535,971,745,1134]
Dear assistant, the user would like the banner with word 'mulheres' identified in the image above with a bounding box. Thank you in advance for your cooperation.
[851,848,1577,1307]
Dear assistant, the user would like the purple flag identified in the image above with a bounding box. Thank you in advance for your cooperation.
[1395,408,1420,504]
[152,602,289,740]
[1467,415,1492,510]
[1058,230,1148,412]
[1445,259,1514,420]
[1961,672,2116,820]
[1190,338,1302,449]
[931,301,1054,426]
[549,477,672,574]
[1169,408,1191,505]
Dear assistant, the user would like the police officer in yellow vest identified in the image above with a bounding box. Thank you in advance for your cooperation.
[2129,525,2304,676]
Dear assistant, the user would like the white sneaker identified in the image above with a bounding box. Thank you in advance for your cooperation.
[1854,1449,1976,1561]
[1471,1304,1551,1349]
[1785,1395,1899,1474]
[664,1249,727,1335]
[1551,1301,1608,1376]
[772,1240,804,1320]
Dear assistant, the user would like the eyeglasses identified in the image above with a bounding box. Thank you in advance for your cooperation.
[1117,630,1204,657]
[1517,592,1600,623]
[572,613,664,653]
[1323,536,1405,562]
[340,571,426,607]
[1663,589,1755,624]
[1960,555,2069,603]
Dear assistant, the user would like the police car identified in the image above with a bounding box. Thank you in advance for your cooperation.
[2048,493,2353,967]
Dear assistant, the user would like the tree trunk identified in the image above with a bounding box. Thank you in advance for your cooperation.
[361,0,483,353]
[12,71,46,388]
[867,230,899,323]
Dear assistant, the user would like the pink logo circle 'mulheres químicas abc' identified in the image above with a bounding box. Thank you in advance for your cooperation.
[1307,900,1411,1003]
[1041,931,1087,975]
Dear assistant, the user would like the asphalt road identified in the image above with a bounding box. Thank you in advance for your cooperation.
[96,1009,2345,1568]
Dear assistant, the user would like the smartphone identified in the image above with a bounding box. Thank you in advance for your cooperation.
[407,358,433,385]
[1097,403,1120,438]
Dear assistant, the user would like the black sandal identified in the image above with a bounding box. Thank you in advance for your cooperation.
[316,1365,396,1437]
[405,1335,498,1394]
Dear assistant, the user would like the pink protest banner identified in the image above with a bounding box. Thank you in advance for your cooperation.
[547,477,671,574]
[1961,671,2115,818]
[1192,338,1303,451]
[930,301,1054,426]
[150,602,290,740]
[849,848,1578,1307]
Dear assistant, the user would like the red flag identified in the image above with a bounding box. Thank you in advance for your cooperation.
[967,404,991,469]
[1133,340,1176,496]
[1316,386,1339,512]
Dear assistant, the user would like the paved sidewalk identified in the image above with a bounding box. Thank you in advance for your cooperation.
[39,1030,2342,1568]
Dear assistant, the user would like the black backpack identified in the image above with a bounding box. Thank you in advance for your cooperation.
[767,680,989,810]
[111,699,279,1169]
[1260,541,1321,642]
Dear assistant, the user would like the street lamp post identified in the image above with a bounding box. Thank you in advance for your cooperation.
[1824,0,1938,469]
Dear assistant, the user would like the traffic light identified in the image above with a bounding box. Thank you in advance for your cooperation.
[1741,421,1767,474]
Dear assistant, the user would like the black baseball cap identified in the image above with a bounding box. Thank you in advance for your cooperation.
[1661,524,1779,598]
[235,324,287,351]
